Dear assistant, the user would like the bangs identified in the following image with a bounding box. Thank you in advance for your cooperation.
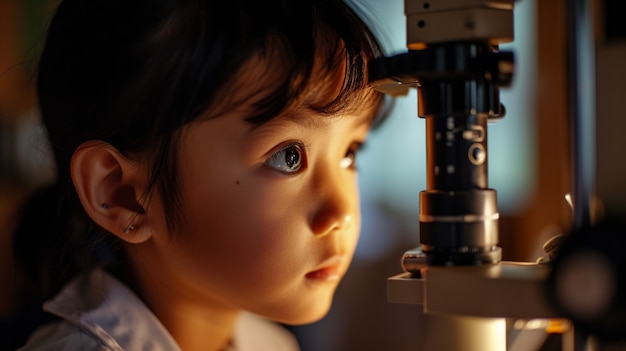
[204,1,386,126]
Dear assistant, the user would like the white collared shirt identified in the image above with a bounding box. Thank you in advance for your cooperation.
[18,269,300,351]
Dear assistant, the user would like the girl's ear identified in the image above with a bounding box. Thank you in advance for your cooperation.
[70,140,152,244]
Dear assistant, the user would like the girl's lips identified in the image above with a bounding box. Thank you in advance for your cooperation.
[306,255,343,281]
[305,266,341,281]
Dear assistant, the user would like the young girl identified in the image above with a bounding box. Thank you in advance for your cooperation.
[12,0,385,350]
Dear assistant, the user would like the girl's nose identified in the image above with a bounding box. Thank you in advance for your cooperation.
[310,167,355,237]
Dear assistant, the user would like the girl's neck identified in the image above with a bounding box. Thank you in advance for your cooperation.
[153,302,239,351]
[122,249,240,351]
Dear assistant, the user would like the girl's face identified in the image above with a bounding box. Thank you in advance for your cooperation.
[132,87,375,325]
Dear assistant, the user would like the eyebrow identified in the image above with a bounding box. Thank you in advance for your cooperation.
[282,103,380,130]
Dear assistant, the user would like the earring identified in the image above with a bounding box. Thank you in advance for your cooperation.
[124,224,136,234]
[102,203,109,209]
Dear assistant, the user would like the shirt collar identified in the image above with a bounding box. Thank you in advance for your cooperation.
[43,269,182,351]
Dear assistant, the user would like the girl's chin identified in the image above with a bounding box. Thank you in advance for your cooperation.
[267,301,334,326]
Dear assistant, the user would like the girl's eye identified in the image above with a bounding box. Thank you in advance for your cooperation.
[264,143,305,174]
[340,143,363,170]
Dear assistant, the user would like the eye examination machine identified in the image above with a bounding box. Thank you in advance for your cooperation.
[368,1,626,350]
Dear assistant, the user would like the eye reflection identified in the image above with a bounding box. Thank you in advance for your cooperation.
[341,151,355,169]
[265,143,304,174]
[341,143,362,170]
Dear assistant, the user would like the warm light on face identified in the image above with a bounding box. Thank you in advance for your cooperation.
[126,47,379,324]
[143,106,370,324]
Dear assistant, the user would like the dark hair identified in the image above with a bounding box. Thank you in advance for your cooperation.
[12,0,384,311]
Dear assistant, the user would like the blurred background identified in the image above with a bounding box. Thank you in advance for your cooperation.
[1,0,624,350]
